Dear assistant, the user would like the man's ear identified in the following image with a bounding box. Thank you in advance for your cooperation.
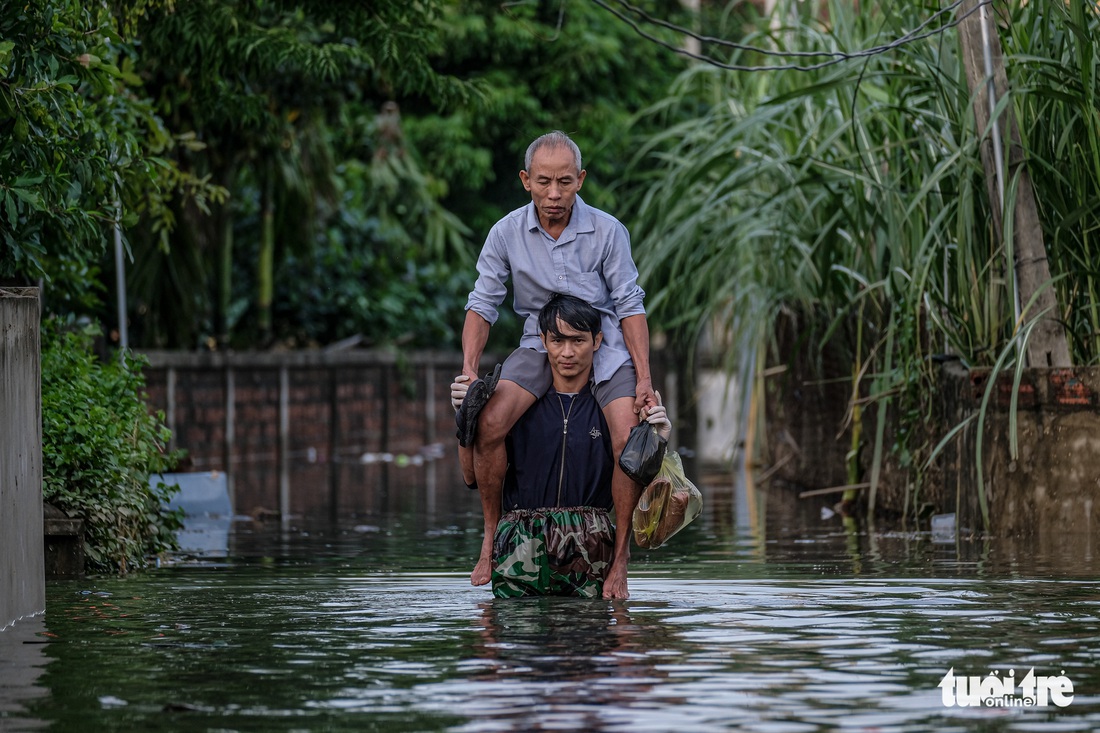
[539,332,548,350]
[593,331,603,350]
[577,168,586,190]
[519,169,532,192]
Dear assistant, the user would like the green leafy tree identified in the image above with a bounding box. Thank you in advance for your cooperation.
[407,0,690,241]
[41,320,183,573]
[1,0,221,574]
[124,0,471,348]
[0,0,219,310]
[270,102,473,347]
[68,0,692,352]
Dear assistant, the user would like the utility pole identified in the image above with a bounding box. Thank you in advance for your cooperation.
[681,0,700,56]
[957,0,1071,367]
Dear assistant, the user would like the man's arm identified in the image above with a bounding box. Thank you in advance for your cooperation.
[463,221,512,380]
[621,313,656,415]
[461,310,492,381]
[598,219,653,414]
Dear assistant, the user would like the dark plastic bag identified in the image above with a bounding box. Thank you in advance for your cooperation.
[632,451,703,549]
[618,422,667,486]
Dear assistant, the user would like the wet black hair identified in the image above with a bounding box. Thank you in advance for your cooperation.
[538,293,602,340]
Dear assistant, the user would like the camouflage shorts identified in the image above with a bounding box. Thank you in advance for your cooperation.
[491,507,615,599]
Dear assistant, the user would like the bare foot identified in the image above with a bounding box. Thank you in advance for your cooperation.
[601,562,629,599]
[471,554,492,586]
[471,530,494,586]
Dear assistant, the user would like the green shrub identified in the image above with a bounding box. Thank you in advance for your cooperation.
[41,320,183,573]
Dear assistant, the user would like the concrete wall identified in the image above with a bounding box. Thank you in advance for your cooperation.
[1,288,44,630]
[940,361,1100,541]
[759,349,1100,543]
[140,347,733,519]
[697,368,742,465]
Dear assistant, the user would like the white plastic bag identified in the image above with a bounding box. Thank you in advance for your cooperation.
[632,451,702,549]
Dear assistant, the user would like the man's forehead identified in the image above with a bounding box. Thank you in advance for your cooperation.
[530,146,579,176]
[553,318,589,337]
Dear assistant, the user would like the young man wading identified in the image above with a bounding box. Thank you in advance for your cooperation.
[452,295,670,599]
[455,130,656,600]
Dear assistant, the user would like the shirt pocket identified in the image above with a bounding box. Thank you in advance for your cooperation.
[571,272,607,304]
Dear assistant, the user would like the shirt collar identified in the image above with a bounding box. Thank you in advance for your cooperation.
[525,195,595,239]
[548,380,594,397]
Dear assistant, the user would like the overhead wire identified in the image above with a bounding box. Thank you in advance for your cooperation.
[588,0,993,72]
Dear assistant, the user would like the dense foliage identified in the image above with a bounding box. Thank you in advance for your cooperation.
[41,321,183,573]
[3,0,688,350]
[119,0,476,348]
[270,147,473,347]
[1009,2,1100,363]
[626,0,1097,517]
[407,0,689,234]
[113,0,688,351]
[0,0,218,309]
[4,0,690,569]
[2,0,197,572]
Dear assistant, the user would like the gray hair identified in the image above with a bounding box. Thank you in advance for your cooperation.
[524,131,583,174]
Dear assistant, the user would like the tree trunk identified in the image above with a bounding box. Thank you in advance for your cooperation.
[258,169,275,345]
[216,201,234,346]
[957,0,1071,367]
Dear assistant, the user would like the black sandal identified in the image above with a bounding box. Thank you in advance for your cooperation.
[455,363,502,448]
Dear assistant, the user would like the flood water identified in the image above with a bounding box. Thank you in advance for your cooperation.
[3,469,1100,732]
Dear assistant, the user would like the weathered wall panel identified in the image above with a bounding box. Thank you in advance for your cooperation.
[942,362,1100,541]
[139,347,719,520]
[757,347,1100,545]
[1,288,44,630]
[142,350,473,520]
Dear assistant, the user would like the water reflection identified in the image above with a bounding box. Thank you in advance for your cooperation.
[0,616,48,732]
[3,466,1100,732]
[445,599,673,732]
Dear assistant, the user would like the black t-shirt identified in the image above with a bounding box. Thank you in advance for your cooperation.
[502,384,614,511]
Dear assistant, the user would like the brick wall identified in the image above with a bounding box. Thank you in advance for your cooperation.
[142,350,472,520]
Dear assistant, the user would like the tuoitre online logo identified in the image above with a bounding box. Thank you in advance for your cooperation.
[938,668,1074,708]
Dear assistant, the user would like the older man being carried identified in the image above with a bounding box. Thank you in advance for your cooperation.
[456,130,656,599]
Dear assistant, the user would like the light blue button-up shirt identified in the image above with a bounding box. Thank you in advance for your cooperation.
[465,196,646,384]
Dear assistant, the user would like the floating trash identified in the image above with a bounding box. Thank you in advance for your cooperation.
[931,512,956,543]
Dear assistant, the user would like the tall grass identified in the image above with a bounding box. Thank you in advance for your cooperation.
[627,0,1091,513]
[1008,2,1100,363]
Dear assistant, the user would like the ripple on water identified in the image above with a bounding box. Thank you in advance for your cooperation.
[19,520,1100,733]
